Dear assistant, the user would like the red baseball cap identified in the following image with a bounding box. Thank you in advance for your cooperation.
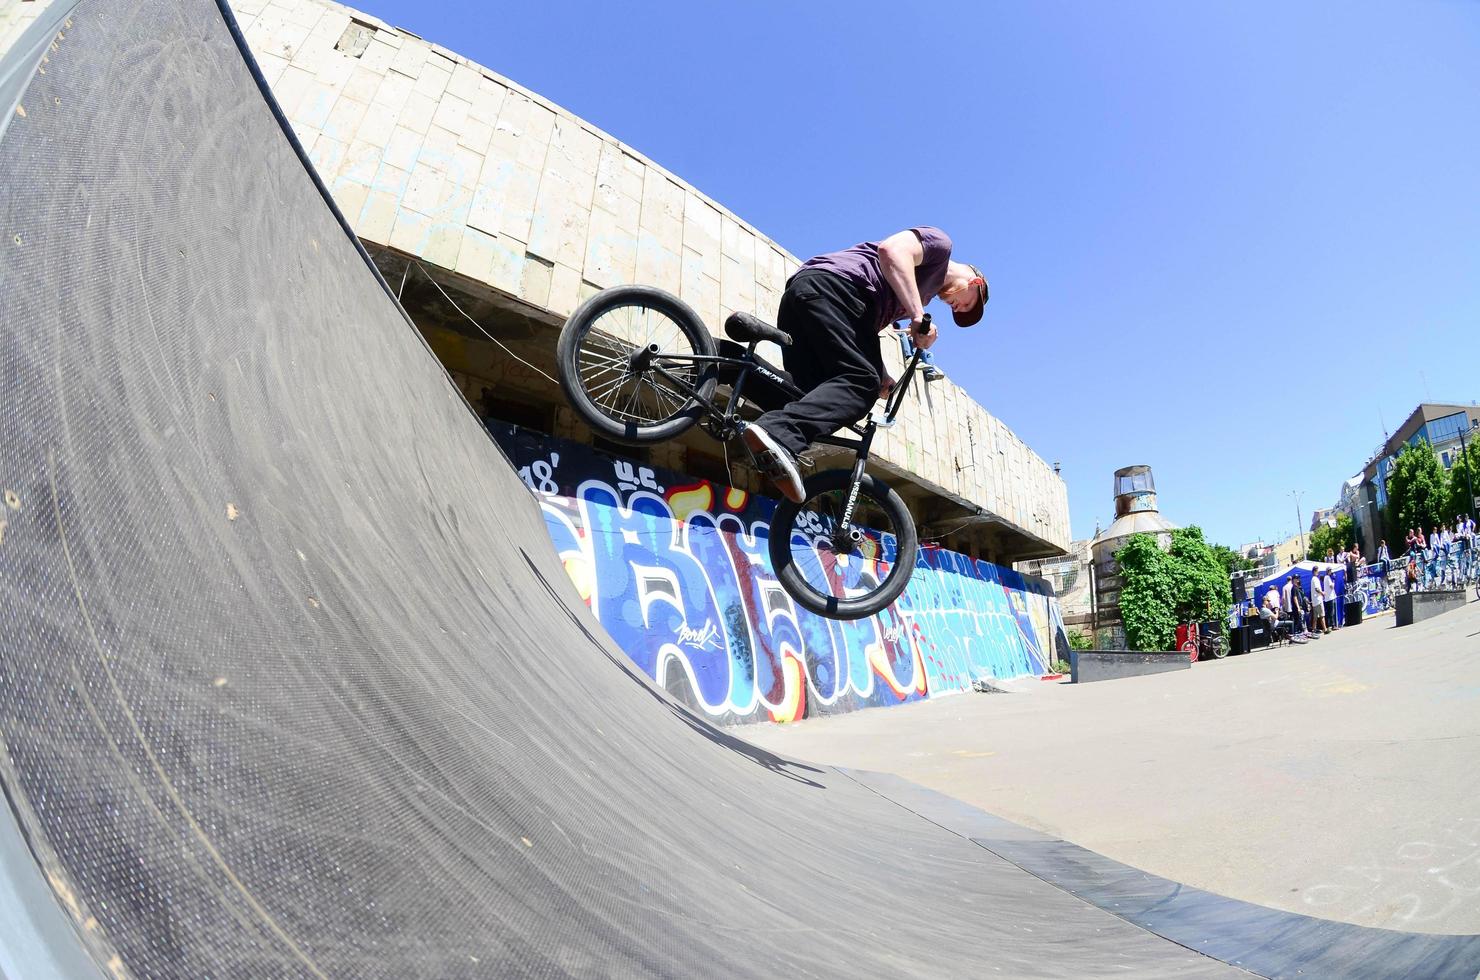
[954,264,989,326]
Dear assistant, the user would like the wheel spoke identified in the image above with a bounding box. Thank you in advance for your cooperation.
[578,348,630,370]
[599,380,641,415]
[642,374,685,418]
[586,371,639,404]
[583,329,638,356]
[578,359,626,386]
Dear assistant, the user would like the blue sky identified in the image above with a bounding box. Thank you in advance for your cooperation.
[350,0,1480,549]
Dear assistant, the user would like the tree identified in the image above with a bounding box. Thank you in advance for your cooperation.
[1209,542,1257,575]
[1444,438,1480,524]
[1386,441,1449,539]
[1167,527,1235,627]
[1115,527,1234,652]
[1306,513,1354,561]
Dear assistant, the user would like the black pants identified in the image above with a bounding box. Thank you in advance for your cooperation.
[755,269,882,456]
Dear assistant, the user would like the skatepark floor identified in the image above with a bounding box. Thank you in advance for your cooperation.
[744,596,1480,936]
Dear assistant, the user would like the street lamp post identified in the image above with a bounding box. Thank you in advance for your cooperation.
[1457,423,1477,522]
[1292,490,1307,560]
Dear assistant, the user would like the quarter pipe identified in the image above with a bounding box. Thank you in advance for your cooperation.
[0,2,1476,977]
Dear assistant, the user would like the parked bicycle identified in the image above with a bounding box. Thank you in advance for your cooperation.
[555,285,930,621]
[1179,620,1229,661]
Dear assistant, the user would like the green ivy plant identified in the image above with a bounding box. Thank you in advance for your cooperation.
[1115,527,1234,652]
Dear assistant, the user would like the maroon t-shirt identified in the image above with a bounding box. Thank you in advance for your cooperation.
[798,226,953,332]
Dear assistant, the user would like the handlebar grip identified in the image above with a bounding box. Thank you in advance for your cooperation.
[915,312,932,333]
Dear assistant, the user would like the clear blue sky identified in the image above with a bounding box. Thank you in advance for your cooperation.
[350,0,1480,549]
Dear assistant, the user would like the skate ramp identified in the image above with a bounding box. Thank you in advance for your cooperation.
[0,2,1476,978]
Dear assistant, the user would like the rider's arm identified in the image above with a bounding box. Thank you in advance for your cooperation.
[878,230,926,325]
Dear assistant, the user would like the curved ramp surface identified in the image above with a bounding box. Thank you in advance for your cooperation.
[0,3,1473,978]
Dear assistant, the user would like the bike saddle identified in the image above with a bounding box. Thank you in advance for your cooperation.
[724,311,792,347]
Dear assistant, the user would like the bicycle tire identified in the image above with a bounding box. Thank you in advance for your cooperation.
[555,285,717,445]
[1207,634,1229,659]
[1180,639,1198,662]
[769,469,917,621]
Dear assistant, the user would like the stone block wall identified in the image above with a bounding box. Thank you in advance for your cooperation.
[228,0,1071,553]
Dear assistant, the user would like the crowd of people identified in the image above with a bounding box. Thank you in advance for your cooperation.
[1257,565,1346,645]
[1393,516,1477,590]
[1241,516,1477,645]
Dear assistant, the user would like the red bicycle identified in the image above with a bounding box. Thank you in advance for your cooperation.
[1177,620,1229,661]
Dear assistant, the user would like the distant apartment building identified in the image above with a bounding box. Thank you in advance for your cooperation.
[1308,507,1337,533]
[1347,403,1480,556]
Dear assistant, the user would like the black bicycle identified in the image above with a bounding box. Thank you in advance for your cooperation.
[555,284,928,621]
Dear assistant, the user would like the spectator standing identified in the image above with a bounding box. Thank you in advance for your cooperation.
[1459,518,1474,581]
[1308,573,1326,634]
[1332,568,1343,630]
[897,333,946,382]
[1426,527,1440,589]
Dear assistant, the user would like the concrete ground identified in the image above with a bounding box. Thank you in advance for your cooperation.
[744,595,1480,935]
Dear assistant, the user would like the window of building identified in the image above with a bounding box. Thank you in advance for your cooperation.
[1114,471,1154,495]
[1415,411,1468,448]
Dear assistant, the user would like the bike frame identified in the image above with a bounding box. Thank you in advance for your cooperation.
[641,327,927,544]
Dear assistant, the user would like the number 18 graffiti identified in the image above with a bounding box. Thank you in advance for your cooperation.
[518,453,561,495]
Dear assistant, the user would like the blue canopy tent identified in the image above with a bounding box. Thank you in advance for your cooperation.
[1241,561,1351,628]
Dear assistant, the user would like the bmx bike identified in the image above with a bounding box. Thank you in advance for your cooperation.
[555,284,929,621]
[1179,620,1229,661]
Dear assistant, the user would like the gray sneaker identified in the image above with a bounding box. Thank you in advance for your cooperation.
[741,423,806,504]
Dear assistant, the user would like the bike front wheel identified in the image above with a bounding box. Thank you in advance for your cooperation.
[556,285,717,444]
[768,469,918,621]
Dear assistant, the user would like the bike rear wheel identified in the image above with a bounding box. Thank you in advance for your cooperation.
[768,469,917,621]
[556,285,717,444]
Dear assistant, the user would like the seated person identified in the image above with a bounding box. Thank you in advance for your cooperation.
[1260,586,1282,637]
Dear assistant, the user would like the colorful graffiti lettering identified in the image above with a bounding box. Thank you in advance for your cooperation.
[495,424,1067,725]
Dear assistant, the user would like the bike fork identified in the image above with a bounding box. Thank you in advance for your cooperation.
[836,427,876,551]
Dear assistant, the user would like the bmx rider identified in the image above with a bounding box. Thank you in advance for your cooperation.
[740,226,987,503]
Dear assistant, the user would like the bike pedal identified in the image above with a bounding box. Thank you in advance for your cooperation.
[867,411,898,429]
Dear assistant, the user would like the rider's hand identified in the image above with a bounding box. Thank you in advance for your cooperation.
[880,372,896,398]
[910,314,938,350]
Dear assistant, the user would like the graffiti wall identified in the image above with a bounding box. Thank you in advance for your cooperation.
[491,423,1069,725]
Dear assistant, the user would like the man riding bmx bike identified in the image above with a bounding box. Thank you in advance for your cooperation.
[740,226,988,503]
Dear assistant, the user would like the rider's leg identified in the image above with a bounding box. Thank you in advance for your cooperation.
[752,270,880,458]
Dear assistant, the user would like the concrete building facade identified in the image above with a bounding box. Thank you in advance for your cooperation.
[1350,403,1480,556]
[221,0,1071,564]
